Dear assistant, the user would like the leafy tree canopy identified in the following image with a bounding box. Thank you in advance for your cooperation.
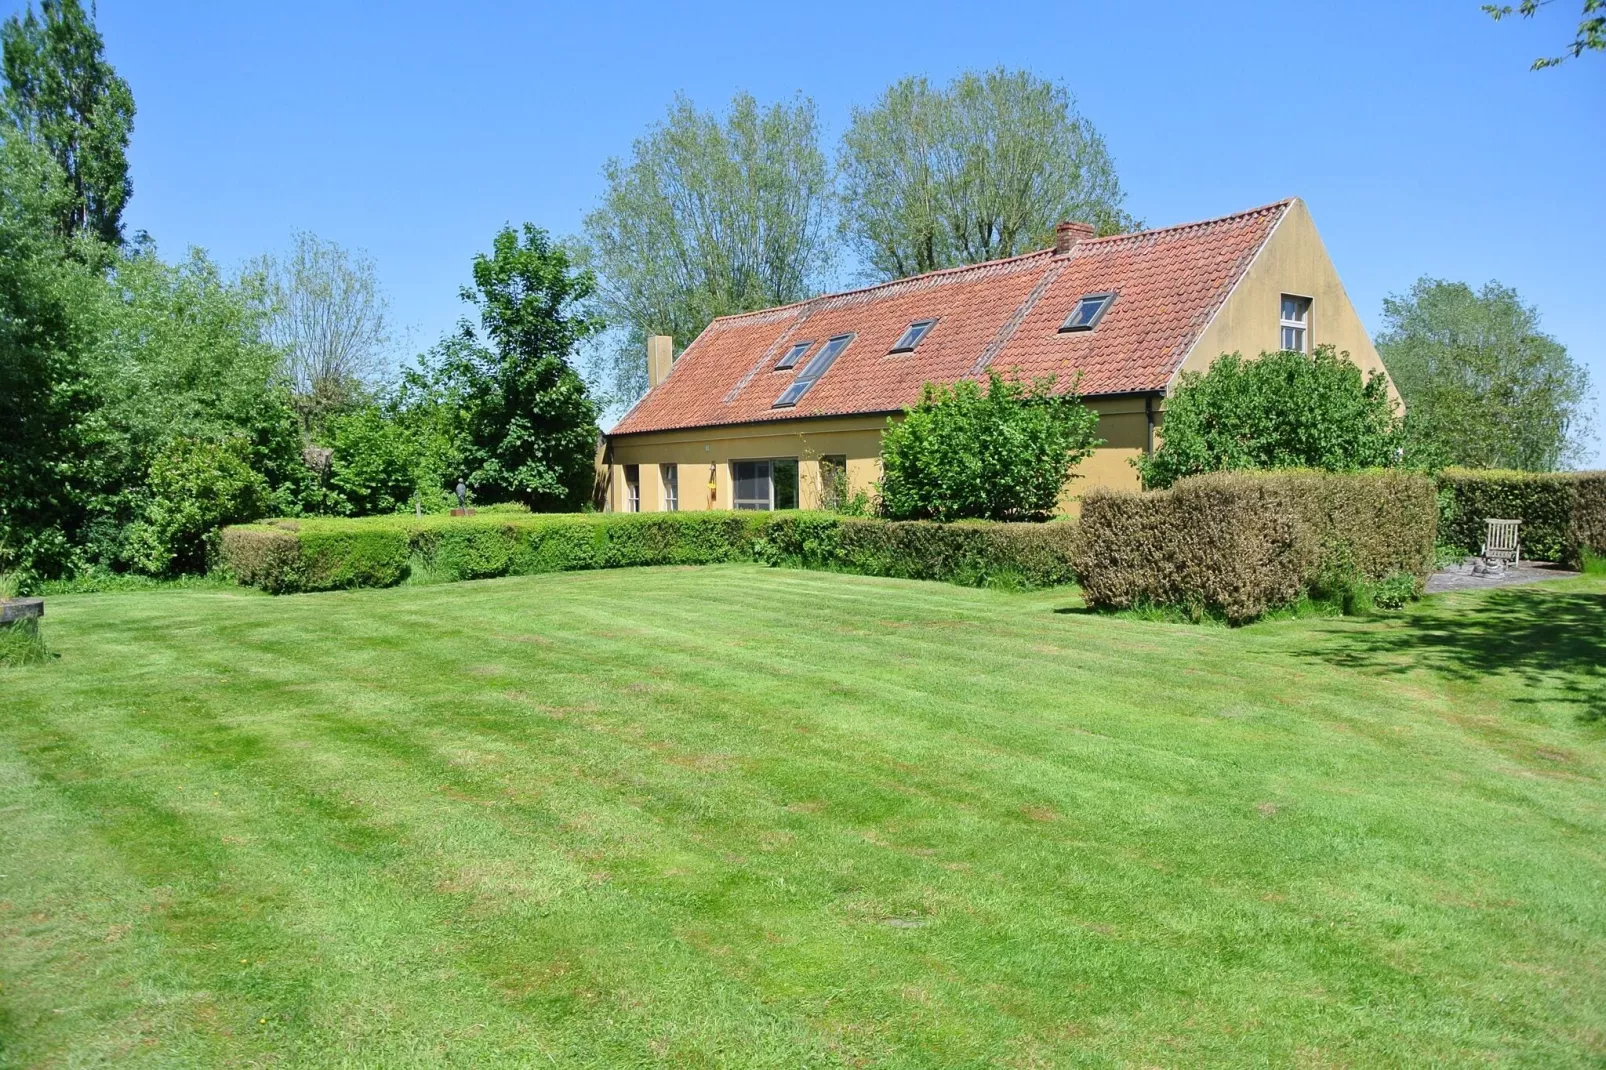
[580,92,833,406]
[1485,0,1604,68]
[1378,277,1590,471]
[839,68,1136,282]
[0,0,134,245]
[414,224,601,512]
[878,370,1101,522]
[1138,347,1405,490]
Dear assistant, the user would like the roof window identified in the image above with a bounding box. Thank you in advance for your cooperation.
[889,319,937,354]
[775,340,813,370]
[774,333,854,408]
[1059,292,1115,332]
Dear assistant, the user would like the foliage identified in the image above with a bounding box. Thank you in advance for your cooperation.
[0,0,133,245]
[1378,277,1590,471]
[1568,472,1606,568]
[1076,470,1438,624]
[1437,468,1578,561]
[326,404,422,516]
[221,510,1083,594]
[246,231,393,434]
[579,92,833,405]
[1485,0,1604,68]
[0,137,99,584]
[414,224,601,512]
[755,514,1079,589]
[0,616,49,666]
[838,68,1136,281]
[878,370,1101,522]
[1138,347,1405,490]
[124,437,270,575]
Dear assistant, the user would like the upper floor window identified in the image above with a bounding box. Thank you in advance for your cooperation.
[1280,294,1311,353]
[775,340,813,370]
[889,319,937,354]
[774,333,854,408]
[1059,292,1115,332]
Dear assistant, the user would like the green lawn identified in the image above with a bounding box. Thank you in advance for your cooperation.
[2,566,1603,1067]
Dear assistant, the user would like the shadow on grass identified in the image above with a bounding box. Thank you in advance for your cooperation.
[1302,585,1606,722]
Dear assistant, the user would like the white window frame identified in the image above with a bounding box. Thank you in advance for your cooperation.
[1280,294,1312,354]
[662,463,678,512]
[623,464,640,512]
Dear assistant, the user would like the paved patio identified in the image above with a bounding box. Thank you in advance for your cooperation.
[1426,559,1581,594]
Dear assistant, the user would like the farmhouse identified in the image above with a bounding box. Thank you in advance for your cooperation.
[601,198,1395,513]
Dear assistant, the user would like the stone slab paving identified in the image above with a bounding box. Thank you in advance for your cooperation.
[1426,560,1580,594]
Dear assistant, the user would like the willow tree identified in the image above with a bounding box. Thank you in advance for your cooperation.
[580,92,833,405]
[839,68,1136,281]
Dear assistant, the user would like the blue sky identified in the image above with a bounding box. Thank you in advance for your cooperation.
[33,0,1606,464]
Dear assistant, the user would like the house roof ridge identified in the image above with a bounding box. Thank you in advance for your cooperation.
[701,199,1296,331]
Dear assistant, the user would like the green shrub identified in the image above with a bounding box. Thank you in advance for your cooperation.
[756,514,1079,589]
[1076,470,1437,624]
[1371,572,1420,610]
[1437,469,1575,561]
[878,370,1100,521]
[126,437,272,575]
[1137,347,1405,489]
[1565,472,1606,569]
[220,510,1082,594]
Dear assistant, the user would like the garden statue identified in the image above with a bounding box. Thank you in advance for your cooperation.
[455,479,467,509]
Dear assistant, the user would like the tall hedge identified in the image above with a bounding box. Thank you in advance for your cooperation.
[1566,473,1606,566]
[1075,470,1438,624]
[1437,469,1575,561]
[219,511,1083,594]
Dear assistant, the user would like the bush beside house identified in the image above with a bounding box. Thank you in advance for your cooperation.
[1075,470,1437,623]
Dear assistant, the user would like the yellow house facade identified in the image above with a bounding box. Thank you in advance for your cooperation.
[602,198,1393,514]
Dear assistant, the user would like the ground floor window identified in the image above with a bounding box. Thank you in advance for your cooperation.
[820,454,848,510]
[624,464,640,512]
[731,458,798,510]
[662,464,678,511]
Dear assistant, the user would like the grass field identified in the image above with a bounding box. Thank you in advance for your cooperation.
[2,566,1604,1067]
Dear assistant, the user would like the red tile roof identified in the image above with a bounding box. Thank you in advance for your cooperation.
[610,199,1292,436]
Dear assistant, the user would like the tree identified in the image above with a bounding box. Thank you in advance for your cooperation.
[417,224,601,511]
[580,92,833,405]
[0,0,134,245]
[878,370,1101,521]
[1377,277,1590,471]
[1138,347,1404,490]
[1485,0,1604,68]
[839,69,1136,282]
[247,232,394,434]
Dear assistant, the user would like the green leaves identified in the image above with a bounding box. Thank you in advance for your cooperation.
[1138,347,1406,489]
[1485,0,1605,68]
[1378,277,1590,472]
[878,370,1102,522]
[839,69,1136,281]
[0,0,134,244]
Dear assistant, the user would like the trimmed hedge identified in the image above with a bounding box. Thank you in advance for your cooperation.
[219,511,1082,594]
[1075,470,1438,624]
[1436,469,1606,567]
[756,514,1079,588]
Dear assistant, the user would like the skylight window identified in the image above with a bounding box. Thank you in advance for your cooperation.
[774,333,853,408]
[775,340,813,370]
[1059,292,1115,332]
[889,319,937,354]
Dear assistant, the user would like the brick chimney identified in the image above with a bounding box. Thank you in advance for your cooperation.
[1053,221,1096,256]
[646,335,673,389]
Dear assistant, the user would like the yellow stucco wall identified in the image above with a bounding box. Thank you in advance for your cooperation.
[1177,198,1398,403]
[606,400,1148,514]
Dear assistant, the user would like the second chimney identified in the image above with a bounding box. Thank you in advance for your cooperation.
[646,335,674,389]
[1053,221,1097,256]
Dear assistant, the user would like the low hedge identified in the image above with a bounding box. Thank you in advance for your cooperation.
[1437,469,1606,566]
[219,511,1082,594]
[1075,470,1438,624]
[755,514,1079,588]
